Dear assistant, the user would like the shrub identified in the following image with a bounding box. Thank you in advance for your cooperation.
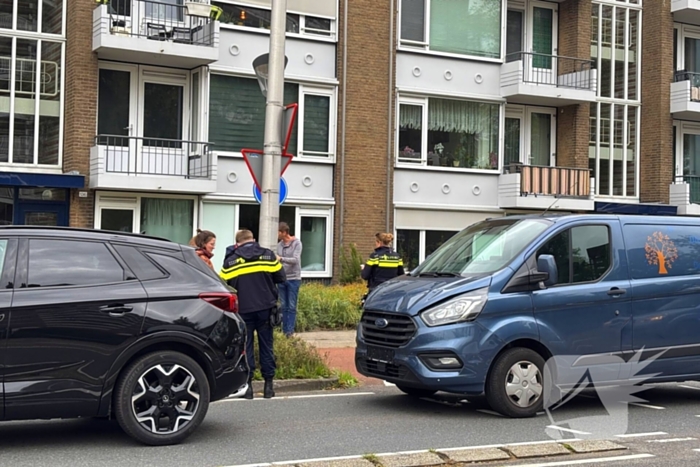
[339,243,364,285]
[252,330,331,380]
[296,282,366,332]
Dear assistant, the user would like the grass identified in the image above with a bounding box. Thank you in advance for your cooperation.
[332,370,359,389]
[296,282,366,332]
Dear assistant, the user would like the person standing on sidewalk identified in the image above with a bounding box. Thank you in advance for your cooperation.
[220,229,286,399]
[361,232,405,292]
[276,222,303,337]
[189,229,216,270]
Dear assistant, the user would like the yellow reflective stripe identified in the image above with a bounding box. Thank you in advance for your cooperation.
[221,260,279,274]
[366,259,379,266]
[377,260,403,268]
[220,260,282,279]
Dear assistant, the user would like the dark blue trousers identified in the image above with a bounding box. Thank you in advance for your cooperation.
[242,308,276,380]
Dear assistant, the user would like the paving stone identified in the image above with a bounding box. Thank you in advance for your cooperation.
[561,440,628,453]
[442,447,511,463]
[378,452,445,467]
[297,459,375,467]
[504,442,571,458]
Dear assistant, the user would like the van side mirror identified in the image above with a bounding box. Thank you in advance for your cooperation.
[536,254,558,287]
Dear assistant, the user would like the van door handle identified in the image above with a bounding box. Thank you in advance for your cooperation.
[607,288,626,296]
[99,304,133,315]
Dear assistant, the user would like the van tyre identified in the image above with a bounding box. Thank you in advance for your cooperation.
[486,348,545,418]
[114,351,210,446]
[396,385,437,398]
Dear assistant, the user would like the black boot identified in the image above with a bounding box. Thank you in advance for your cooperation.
[264,379,275,399]
[244,376,254,400]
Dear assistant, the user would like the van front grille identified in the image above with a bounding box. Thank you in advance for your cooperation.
[361,310,416,348]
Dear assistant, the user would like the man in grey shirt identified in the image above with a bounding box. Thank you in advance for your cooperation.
[276,222,303,336]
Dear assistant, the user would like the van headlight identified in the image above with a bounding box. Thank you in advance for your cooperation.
[420,287,489,327]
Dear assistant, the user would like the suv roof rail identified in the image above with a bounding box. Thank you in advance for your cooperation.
[0,225,173,243]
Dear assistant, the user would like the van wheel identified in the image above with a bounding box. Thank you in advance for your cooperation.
[486,348,544,418]
[114,351,210,446]
[396,385,437,398]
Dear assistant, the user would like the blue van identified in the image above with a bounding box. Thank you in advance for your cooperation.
[355,214,700,417]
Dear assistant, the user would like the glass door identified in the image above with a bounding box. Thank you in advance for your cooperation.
[526,108,556,167]
[528,2,558,85]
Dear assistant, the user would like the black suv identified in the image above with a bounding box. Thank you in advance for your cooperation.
[0,227,248,445]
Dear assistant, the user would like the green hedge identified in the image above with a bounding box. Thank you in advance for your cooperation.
[296,282,366,332]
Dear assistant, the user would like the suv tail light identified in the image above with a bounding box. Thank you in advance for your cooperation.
[200,292,238,314]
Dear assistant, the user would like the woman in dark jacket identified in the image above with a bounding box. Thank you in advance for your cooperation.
[361,232,405,292]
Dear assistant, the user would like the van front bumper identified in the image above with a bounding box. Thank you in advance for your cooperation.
[354,317,503,395]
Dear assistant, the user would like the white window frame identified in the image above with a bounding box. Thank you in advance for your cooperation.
[675,24,700,73]
[213,0,337,42]
[505,104,556,167]
[398,0,507,63]
[394,228,460,271]
[94,191,199,241]
[298,85,337,159]
[674,121,700,178]
[3,0,67,36]
[395,94,503,174]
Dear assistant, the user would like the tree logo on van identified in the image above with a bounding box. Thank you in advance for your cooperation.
[645,231,678,275]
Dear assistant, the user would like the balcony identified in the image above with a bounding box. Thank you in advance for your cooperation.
[90,135,217,194]
[671,72,700,121]
[500,52,597,106]
[499,164,595,211]
[670,175,700,215]
[672,0,700,26]
[93,0,219,68]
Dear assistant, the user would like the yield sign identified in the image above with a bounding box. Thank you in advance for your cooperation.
[241,149,293,192]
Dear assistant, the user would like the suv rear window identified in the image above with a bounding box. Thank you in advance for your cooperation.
[113,244,167,281]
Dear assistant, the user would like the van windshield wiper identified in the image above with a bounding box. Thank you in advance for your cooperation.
[417,271,460,277]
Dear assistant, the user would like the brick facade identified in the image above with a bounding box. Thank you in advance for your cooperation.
[64,0,98,228]
[640,0,674,204]
[333,0,395,276]
[556,0,592,171]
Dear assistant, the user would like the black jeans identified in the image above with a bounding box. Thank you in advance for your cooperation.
[242,308,276,380]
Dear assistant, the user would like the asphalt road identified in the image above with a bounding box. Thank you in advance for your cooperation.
[3,382,700,467]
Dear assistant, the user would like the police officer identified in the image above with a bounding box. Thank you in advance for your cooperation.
[361,232,405,293]
[220,229,286,399]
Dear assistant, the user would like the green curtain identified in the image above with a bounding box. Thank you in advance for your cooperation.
[532,7,553,69]
[429,0,501,58]
[302,94,330,154]
[140,198,194,245]
[208,75,298,153]
[530,113,551,166]
[400,104,422,129]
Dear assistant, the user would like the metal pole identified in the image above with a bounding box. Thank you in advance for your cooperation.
[258,0,287,250]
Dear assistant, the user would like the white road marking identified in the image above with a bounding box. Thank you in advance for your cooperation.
[693,448,700,452]
[615,432,668,438]
[546,425,592,435]
[646,437,697,443]
[679,384,700,390]
[629,402,665,410]
[383,380,396,386]
[214,392,375,403]
[509,453,655,466]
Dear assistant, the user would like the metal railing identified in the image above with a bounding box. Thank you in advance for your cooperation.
[506,51,595,90]
[103,0,216,47]
[674,70,700,102]
[505,163,592,198]
[95,135,212,179]
[676,174,700,204]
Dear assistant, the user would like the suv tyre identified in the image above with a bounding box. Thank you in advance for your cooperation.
[486,348,545,418]
[114,351,210,446]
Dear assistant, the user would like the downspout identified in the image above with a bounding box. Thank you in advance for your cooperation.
[338,0,348,264]
[386,0,395,231]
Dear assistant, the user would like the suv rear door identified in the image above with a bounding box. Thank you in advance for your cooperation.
[4,236,149,420]
[0,238,18,421]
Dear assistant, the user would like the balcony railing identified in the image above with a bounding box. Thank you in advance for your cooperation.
[95,135,212,179]
[674,70,700,101]
[103,0,216,47]
[505,52,595,90]
[675,174,700,204]
[504,163,592,198]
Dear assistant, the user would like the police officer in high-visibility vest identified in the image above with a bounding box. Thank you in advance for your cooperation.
[361,232,405,293]
[220,229,286,399]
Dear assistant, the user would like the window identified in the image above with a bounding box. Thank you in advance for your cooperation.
[1,0,64,34]
[0,239,8,276]
[400,0,502,59]
[209,75,335,159]
[300,215,327,272]
[623,224,700,280]
[397,96,500,170]
[113,244,167,281]
[505,106,556,167]
[589,2,640,198]
[673,122,700,204]
[536,225,611,285]
[397,229,459,271]
[213,2,334,39]
[28,240,125,287]
[0,37,63,165]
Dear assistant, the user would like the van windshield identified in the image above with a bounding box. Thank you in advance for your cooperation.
[411,218,553,277]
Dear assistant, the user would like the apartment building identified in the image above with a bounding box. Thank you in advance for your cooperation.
[7,0,692,280]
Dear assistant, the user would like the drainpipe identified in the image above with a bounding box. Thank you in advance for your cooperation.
[338,0,348,266]
[386,0,395,231]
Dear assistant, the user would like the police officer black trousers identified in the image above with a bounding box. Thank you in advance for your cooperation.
[243,308,276,398]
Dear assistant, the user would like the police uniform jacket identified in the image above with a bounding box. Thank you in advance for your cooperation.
[219,241,286,314]
[361,246,405,290]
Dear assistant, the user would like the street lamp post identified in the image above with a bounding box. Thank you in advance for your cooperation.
[253,0,288,250]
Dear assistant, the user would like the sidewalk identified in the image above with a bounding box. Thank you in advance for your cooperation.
[297,330,384,387]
